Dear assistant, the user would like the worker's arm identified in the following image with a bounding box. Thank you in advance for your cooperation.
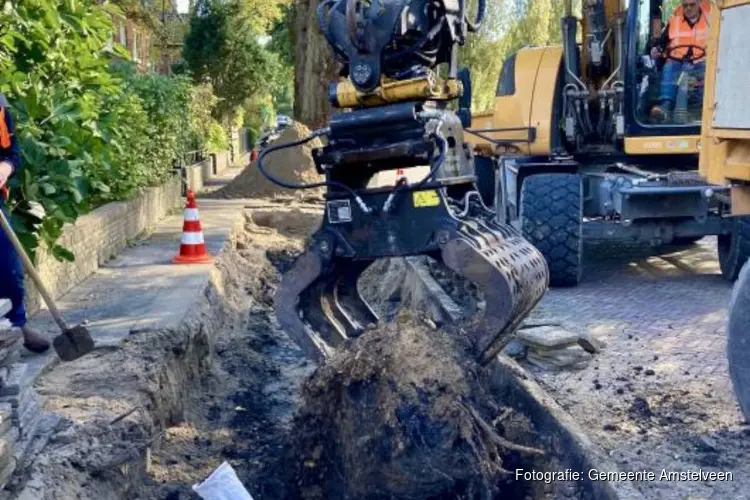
[0,95,21,189]
[650,22,670,59]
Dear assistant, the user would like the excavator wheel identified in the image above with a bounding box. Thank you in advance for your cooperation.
[727,261,750,422]
[520,173,583,287]
[718,216,750,281]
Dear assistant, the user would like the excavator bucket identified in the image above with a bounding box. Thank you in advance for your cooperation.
[275,187,549,364]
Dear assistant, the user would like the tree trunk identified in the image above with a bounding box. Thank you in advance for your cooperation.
[292,0,340,129]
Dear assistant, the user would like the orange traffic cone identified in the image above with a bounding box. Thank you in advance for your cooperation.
[173,190,214,265]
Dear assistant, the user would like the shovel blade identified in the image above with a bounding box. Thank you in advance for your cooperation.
[53,325,95,362]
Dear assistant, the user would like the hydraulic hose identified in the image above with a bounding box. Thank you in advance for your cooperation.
[255,128,373,214]
[466,0,486,32]
[256,126,447,215]
[382,134,447,212]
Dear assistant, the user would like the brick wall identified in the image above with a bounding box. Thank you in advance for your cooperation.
[23,176,182,313]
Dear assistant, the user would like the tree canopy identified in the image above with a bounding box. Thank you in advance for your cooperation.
[182,0,292,125]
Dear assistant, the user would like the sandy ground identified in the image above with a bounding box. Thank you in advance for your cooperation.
[521,240,750,500]
[134,223,750,500]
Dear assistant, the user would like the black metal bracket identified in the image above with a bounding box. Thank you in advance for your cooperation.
[464,126,537,146]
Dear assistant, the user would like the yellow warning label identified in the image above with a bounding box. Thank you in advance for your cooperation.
[413,190,440,208]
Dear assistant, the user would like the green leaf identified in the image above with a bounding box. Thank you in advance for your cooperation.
[51,244,75,262]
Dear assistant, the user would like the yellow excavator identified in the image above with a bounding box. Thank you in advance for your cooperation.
[698,0,750,422]
[465,0,748,287]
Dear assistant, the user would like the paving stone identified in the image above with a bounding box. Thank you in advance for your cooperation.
[503,339,527,359]
[0,365,27,398]
[517,326,581,349]
[527,346,593,370]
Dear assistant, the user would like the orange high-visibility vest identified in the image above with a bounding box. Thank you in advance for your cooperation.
[0,105,12,200]
[0,107,10,150]
[668,1,712,61]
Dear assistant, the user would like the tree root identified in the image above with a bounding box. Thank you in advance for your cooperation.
[461,402,545,457]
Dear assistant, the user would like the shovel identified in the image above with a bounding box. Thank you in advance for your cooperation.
[0,208,95,361]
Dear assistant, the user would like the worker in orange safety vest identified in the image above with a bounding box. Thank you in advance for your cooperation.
[649,0,712,122]
[0,93,50,354]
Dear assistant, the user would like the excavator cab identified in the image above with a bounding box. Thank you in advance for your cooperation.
[465,0,745,287]
[631,0,709,129]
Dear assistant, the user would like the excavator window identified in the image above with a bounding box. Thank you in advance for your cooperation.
[634,0,707,127]
[496,55,516,97]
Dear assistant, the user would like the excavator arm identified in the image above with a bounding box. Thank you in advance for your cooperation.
[260,0,549,364]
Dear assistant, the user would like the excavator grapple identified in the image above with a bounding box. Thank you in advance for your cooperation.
[259,0,549,364]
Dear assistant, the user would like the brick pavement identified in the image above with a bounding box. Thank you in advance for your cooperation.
[530,238,731,388]
[524,237,749,500]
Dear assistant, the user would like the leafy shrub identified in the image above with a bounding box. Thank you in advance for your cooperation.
[0,0,129,260]
[0,0,223,261]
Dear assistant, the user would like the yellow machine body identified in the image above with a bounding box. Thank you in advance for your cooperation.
[465,47,562,156]
[467,0,702,159]
[462,0,741,287]
[332,73,462,108]
[699,0,750,214]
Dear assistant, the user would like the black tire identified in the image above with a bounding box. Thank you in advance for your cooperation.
[727,261,750,423]
[718,217,750,281]
[520,173,583,287]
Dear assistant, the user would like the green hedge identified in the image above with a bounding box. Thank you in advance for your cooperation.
[0,0,226,261]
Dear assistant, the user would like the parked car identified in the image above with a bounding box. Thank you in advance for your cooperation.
[276,115,292,129]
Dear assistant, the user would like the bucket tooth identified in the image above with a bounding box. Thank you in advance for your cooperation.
[275,249,339,362]
[301,275,351,347]
[332,260,379,337]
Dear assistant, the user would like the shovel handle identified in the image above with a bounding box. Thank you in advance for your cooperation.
[0,208,69,331]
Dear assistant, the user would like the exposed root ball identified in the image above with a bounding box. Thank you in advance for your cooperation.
[287,313,533,499]
[213,122,324,200]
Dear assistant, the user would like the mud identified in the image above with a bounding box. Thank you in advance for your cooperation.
[286,313,535,499]
[211,122,325,201]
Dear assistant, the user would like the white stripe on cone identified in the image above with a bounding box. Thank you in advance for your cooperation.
[184,208,200,221]
[181,232,205,245]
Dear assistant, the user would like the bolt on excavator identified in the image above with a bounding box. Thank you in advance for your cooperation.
[256,0,549,364]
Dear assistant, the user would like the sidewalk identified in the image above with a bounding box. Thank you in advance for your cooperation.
[0,168,247,493]
[21,168,246,386]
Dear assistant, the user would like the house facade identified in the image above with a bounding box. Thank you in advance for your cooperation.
[110,11,154,73]
[103,0,186,74]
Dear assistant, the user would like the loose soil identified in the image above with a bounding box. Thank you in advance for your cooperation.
[211,122,325,201]
[131,206,577,500]
[416,240,750,500]
[286,313,547,499]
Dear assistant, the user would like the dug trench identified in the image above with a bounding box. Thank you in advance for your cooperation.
[4,202,637,500]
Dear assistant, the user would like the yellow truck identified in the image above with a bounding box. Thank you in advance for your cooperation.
[698,0,750,420]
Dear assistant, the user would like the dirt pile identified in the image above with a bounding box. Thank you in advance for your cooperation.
[213,122,325,200]
[285,313,545,499]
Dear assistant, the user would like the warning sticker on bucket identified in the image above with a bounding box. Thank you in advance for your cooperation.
[413,190,440,208]
[327,200,352,224]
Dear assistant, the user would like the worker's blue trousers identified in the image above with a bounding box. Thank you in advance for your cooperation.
[0,202,26,328]
[658,60,706,110]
